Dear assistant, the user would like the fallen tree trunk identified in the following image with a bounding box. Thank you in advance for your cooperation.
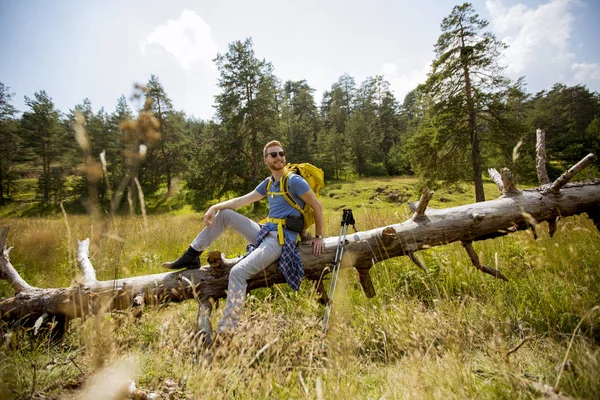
[1,153,599,342]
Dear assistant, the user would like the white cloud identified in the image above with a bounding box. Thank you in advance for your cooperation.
[381,61,431,103]
[140,9,219,71]
[486,0,575,76]
[572,62,600,82]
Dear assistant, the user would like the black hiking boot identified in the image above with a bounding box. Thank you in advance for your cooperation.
[162,247,202,269]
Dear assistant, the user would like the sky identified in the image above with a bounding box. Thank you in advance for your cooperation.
[1,0,599,120]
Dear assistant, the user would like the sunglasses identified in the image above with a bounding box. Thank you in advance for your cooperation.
[265,151,286,158]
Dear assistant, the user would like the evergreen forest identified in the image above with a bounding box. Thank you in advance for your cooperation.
[1,3,599,215]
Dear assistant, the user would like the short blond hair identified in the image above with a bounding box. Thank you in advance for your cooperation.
[264,140,283,156]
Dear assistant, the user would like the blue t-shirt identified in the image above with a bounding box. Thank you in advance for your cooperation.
[255,174,311,241]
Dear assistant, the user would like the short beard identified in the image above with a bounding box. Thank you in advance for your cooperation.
[269,162,285,171]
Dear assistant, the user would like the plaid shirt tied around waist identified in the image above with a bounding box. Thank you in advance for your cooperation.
[246,224,304,291]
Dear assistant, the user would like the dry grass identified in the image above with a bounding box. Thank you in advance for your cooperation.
[1,179,599,399]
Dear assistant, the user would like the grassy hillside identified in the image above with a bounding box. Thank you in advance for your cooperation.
[1,177,599,399]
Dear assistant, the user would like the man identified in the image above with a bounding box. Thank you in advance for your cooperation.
[163,140,324,334]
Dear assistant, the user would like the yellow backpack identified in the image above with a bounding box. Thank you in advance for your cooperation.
[266,163,325,231]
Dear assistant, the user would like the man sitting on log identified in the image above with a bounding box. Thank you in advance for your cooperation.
[163,140,325,334]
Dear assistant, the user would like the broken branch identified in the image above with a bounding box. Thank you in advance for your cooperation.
[77,239,97,284]
[500,168,519,196]
[0,225,33,293]
[412,188,434,218]
[488,168,503,191]
[536,129,550,185]
[461,241,508,281]
[548,154,596,193]
[407,251,428,273]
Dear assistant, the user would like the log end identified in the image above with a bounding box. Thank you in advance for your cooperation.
[381,227,396,247]
[207,251,223,267]
[205,251,230,277]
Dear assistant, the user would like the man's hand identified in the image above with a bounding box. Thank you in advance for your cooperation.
[311,237,324,256]
[300,190,324,256]
[202,191,264,227]
[203,206,217,226]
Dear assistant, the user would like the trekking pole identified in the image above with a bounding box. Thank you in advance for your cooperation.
[322,209,356,337]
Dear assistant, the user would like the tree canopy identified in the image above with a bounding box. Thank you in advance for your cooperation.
[1,3,598,213]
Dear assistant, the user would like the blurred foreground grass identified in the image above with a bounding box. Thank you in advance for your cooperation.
[1,178,599,399]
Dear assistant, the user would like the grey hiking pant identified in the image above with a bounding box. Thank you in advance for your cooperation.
[190,209,282,333]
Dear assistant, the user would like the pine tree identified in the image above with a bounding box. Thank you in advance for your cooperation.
[346,111,373,176]
[281,80,319,163]
[0,83,19,204]
[66,99,121,203]
[143,75,188,194]
[424,2,511,201]
[483,79,532,180]
[20,91,67,206]
[318,74,356,179]
[66,98,98,205]
[392,86,428,175]
[206,38,281,199]
[109,95,133,190]
[353,75,401,176]
[374,77,401,165]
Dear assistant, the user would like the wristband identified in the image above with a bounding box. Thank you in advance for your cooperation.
[315,235,324,239]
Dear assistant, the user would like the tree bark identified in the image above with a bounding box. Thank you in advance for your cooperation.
[2,139,600,345]
[536,128,550,185]
[460,28,485,203]
[2,177,599,326]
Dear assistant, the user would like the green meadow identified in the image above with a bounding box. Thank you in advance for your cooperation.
[1,178,599,399]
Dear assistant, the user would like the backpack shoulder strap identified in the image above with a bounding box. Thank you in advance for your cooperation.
[266,176,285,198]
[280,170,304,214]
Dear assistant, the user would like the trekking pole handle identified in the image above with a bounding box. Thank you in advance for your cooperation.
[342,209,357,232]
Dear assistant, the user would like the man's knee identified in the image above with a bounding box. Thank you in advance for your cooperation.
[216,208,236,222]
[229,263,250,281]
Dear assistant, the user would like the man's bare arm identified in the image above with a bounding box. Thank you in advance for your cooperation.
[204,190,264,226]
[300,190,324,256]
